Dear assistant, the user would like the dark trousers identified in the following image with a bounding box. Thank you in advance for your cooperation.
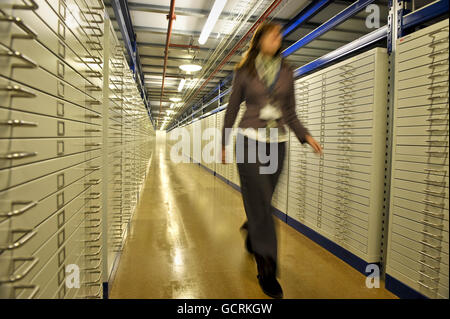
[235,134,286,262]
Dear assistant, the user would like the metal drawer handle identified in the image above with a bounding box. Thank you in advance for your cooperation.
[418,270,439,282]
[423,199,445,207]
[423,189,446,197]
[85,128,102,133]
[84,258,102,271]
[0,16,37,39]
[425,151,447,156]
[422,210,445,219]
[85,114,102,119]
[427,95,448,100]
[428,49,449,58]
[83,270,102,285]
[419,240,441,250]
[82,55,103,65]
[0,151,37,160]
[81,25,103,37]
[427,72,448,79]
[427,84,448,91]
[421,219,443,229]
[86,85,102,92]
[88,0,105,10]
[82,11,104,24]
[420,230,442,239]
[0,119,38,126]
[85,232,101,243]
[13,284,39,299]
[85,142,102,147]
[86,218,102,228]
[0,256,38,283]
[85,206,102,214]
[424,168,446,173]
[85,245,102,257]
[424,179,446,187]
[0,200,37,218]
[85,166,101,171]
[419,250,441,261]
[0,229,36,251]
[417,260,439,272]
[87,100,101,106]
[85,70,102,78]
[85,179,101,185]
[429,28,449,36]
[86,40,103,51]
[0,49,37,69]
[428,61,448,69]
[428,37,449,46]
[86,192,101,200]
[0,85,36,98]
[426,128,448,133]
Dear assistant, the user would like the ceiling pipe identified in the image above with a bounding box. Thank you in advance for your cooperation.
[174,0,284,123]
[169,43,201,49]
[159,0,176,127]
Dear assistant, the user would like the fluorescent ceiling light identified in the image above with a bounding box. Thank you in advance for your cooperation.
[179,64,202,72]
[178,78,186,92]
[198,0,227,45]
[170,97,182,102]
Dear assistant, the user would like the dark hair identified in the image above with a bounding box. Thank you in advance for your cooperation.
[235,22,283,76]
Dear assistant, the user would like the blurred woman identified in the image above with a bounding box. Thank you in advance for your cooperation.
[221,22,322,299]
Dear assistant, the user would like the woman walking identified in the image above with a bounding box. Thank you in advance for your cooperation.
[221,22,323,299]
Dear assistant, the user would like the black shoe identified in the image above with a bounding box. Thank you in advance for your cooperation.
[254,255,283,299]
[257,274,283,299]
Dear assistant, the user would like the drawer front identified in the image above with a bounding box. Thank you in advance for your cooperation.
[0,149,101,190]
[0,108,102,138]
[389,243,448,284]
[395,103,448,119]
[398,19,449,53]
[324,54,375,79]
[392,214,448,244]
[0,77,101,117]
[397,58,449,81]
[386,264,448,299]
[0,156,101,222]
[392,202,448,231]
[16,220,85,299]
[325,71,374,94]
[325,79,375,99]
[0,137,102,169]
[6,23,95,92]
[390,231,449,266]
[397,68,449,90]
[5,169,100,231]
[397,40,449,65]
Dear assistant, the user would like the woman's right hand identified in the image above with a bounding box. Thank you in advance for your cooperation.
[305,134,323,156]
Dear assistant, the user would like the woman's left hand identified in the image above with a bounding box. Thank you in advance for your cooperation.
[305,135,323,156]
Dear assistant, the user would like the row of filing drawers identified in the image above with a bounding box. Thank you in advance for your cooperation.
[386,18,449,299]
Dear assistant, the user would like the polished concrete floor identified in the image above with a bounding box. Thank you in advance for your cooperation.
[109,137,396,299]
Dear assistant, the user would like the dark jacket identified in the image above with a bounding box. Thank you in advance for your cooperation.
[221,60,310,146]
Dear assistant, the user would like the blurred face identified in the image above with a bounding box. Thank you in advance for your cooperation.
[259,25,282,56]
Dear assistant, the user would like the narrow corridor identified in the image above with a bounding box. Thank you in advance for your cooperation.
[110,139,396,299]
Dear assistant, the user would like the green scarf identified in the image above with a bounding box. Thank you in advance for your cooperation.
[255,52,282,88]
